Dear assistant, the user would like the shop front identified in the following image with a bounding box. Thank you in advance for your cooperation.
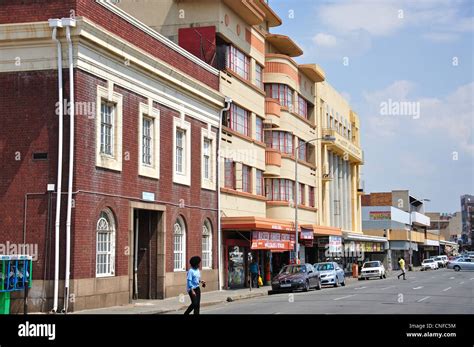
[343,233,388,273]
[302,225,342,266]
[388,241,419,270]
[222,217,295,289]
[419,239,440,261]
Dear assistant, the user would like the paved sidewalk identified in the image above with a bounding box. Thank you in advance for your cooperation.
[73,286,269,315]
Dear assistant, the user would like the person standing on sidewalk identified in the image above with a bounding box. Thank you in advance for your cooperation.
[249,259,259,288]
[397,257,406,280]
[184,256,206,315]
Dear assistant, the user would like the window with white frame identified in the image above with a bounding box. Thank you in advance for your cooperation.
[138,103,160,179]
[173,118,191,186]
[173,217,186,271]
[100,102,114,156]
[201,128,216,190]
[96,85,123,172]
[96,209,116,277]
[202,220,212,269]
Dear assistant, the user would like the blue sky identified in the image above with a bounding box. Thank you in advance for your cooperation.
[269,0,474,213]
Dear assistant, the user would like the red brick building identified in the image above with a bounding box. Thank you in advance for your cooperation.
[0,0,225,312]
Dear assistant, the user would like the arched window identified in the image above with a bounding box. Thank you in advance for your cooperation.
[202,220,212,269]
[173,216,186,271]
[96,209,116,277]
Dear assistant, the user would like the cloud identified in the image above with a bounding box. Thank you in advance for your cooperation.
[312,33,337,47]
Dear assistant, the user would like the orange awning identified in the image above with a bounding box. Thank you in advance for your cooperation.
[301,224,342,237]
[222,216,295,233]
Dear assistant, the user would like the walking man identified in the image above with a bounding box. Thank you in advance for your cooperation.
[184,256,206,315]
[250,258,259,288]
[397,257,406,280]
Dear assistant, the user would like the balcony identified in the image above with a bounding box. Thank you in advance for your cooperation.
[264,98,280,127]
[322,128,363,164]
[411,212,430,227]
[265,148,281,176]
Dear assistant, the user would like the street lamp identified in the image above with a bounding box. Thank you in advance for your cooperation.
[293,134,336,264]
[408,197,430,270]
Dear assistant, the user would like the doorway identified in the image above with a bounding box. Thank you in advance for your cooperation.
[133,209,162,300]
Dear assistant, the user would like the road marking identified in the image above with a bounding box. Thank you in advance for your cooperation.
[417,296,430,302]
[442,287,452,292]
[449,277,455,280]
[413,286,423,290]
[354,286,366,290]
[470,278,474,281]
[459,281,464,284]
[381,286,394,290]
[334,294,356,301]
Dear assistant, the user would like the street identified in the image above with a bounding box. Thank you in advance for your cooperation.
[174,269,474,314]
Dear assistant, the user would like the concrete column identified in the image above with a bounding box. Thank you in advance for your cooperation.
[329,152,334,227]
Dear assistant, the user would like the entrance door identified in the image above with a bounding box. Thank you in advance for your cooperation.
[133,209,159,299]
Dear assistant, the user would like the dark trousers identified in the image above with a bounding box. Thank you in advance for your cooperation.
[184,287,201,315]
[251,273,259,288]
[397,268,406,280]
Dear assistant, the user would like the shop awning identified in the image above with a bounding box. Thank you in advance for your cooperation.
[343,232,387,243]
[222,216,295,233]
[389,241,419,251]
[301,224,342,237]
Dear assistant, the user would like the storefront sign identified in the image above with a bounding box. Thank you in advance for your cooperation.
[369,211,391,220]
[251,240,292,250]
[328,236,342,253]
[251,232,294,250]
[300,229,314,240]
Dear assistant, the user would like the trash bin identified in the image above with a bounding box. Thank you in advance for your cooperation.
[352,263,358,278]
[0,292,10,315]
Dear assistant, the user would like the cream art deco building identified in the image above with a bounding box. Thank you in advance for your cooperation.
[118,0,365,286]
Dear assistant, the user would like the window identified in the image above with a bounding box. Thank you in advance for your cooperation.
[226,45,250,80]
[227,104,250,136]
[299,183,305,205]
[138,103,160,179]
[297,95,308,118]
[265,131,293,154]
[203,138,211,180]
[256,169,264,196]
[173,118,191,186]
[309,186,315,207]
[265,179,294,202]
[142,117,153,166]
[255,117,264,142]
[202,220,212,269]
[174,217,186,271]
[100,102,114,156]
[255,63,263,89]
[96,85,123,172]
[298,139,307,161]
[242,165,251,193]
[96,210,116,277]
[265,84,293,110]
[224,159,235,189]
[176,129,184,173]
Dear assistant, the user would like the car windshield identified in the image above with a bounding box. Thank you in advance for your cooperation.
[362,262,380,268]
[316,263,334,271]
[279,265,306,274]
[423,259,433,263]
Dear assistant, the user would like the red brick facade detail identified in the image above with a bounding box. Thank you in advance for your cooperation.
[361,193,393,207]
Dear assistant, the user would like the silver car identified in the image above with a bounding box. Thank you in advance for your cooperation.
[314,262,345,287]
[447,257,474,271]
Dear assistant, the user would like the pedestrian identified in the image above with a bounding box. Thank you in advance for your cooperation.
[184,256,206,315]
[397,257,406,280]
[250,258,259,288]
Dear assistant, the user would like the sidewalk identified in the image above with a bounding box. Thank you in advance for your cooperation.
[73,286,269,315]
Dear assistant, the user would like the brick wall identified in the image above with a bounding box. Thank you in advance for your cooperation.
[0,0,219,90]
[361,193,393,207]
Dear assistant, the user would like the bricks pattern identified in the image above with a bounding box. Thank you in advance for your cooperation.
[361,193,393,207]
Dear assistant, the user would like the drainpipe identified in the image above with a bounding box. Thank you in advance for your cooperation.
[48,18,63,314]
[217,97,232,291]
[62,18,76,314]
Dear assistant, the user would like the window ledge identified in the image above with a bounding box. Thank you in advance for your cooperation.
[223,68,267,96]
[220,187,267,201]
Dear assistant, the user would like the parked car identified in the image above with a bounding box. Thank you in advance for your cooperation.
[359,261,386,280]
[421,258,439,271]
[314,262,345,287]
[431,256,446,268]
[447,257,474,271]
[270,264,321,293]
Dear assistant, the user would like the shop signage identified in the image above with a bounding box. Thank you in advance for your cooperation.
[328,236,342,253]
[300,228,314,240]
[252,231,294,250]
[370,211,391,220]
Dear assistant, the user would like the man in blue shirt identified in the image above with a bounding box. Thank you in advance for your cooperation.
[250,259,260,288]
[184,256,205,315]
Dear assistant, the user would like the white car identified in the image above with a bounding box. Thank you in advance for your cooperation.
[359,261,386,280]
[431,256,447,268]
[421,258,439,271]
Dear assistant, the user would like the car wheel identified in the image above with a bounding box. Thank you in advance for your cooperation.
[454,266,461,272]
[303,280,310,292]
[316,279,321,290]
[383,273,387,279]
[341,278,346,286]
[334,277,339,288]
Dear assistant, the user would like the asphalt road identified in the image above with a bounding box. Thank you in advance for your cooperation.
[176,268,474,314]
